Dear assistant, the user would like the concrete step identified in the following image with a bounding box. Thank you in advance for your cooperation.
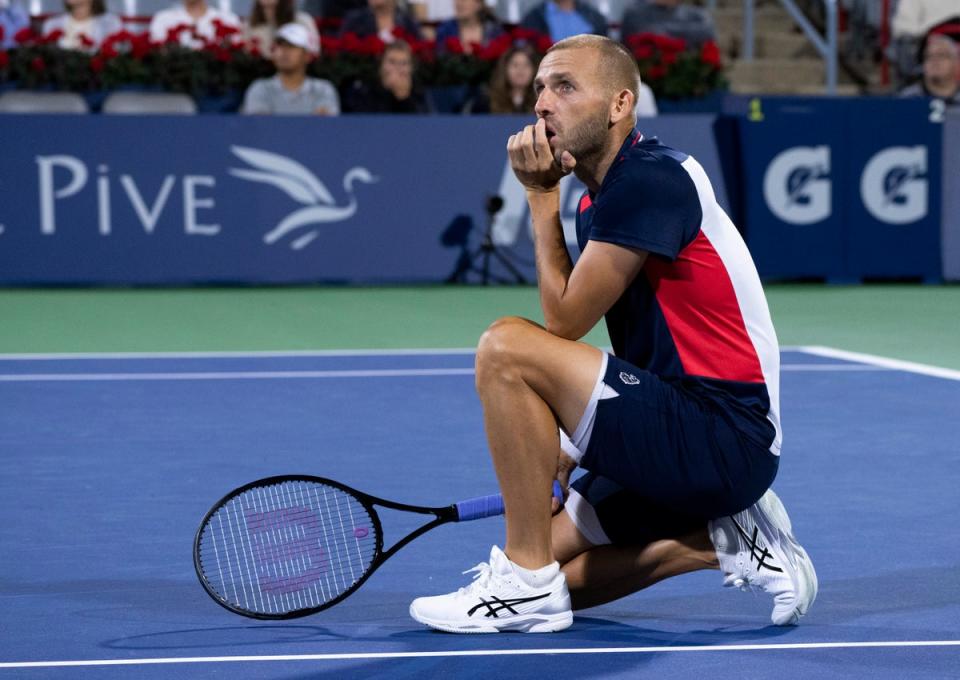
[756,30,813,58]
[728,57,826,87]
[713,6,798,36]
[729,81,862,95]
[719,29,813,60]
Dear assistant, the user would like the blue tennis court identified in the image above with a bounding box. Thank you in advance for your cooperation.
[1,347,958,678]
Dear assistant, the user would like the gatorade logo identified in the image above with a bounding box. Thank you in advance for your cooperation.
[762,146,832,225]
[860,146,928,225]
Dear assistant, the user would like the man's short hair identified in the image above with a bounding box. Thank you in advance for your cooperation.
[546,35,640,103]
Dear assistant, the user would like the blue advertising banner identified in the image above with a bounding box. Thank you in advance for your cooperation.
[736,98,848,279]
[733,97,942,282]
[843,98,942,280]
[0,114,725,286]
[943,109,960,281]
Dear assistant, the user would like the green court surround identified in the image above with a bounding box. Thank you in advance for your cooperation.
[1,284,957,369]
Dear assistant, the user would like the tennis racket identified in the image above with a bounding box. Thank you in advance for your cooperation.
[193,475,564,619]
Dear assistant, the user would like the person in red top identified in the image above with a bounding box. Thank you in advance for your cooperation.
[410,34,817,634]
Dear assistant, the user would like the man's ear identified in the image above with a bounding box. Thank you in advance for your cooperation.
[609,88,636,124]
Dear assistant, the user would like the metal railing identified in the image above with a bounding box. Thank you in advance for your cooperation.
[740,0,838,94]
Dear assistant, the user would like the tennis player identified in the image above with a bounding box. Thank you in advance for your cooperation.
[410,34,817,633]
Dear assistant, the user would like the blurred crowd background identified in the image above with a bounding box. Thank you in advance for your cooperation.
[0,0,956,114]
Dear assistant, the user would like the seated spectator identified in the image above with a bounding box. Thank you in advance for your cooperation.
[245,0,319,55]
[900,29,960,109]
[620,0,714,47]
[634,74,657,117]
[435,0,503,54]
[42,0,122,51]
[1,0,30,50]
[242,23,339,114]
[520,0,607,43]
[150,0,242,48]
[892,1,958,42]
[891,2,958,82]
[343,39,431,113]
[484,43,538,114]
[340,0,422,42]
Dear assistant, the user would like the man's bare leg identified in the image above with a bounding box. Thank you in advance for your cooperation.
[552,509,719,610]
[475,316,604,569]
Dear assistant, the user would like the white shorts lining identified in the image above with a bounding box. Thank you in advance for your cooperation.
[565,487,611,546]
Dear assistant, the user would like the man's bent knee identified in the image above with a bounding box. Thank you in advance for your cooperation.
[475,316,540,391]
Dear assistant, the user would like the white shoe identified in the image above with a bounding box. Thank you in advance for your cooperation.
[409,546,573,633]
[709,489,818,626]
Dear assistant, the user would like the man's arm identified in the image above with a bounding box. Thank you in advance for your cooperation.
[526,189,647,340]
[509,119,647,341]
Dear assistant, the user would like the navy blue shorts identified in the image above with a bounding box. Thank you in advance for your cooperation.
[569,354,778,545]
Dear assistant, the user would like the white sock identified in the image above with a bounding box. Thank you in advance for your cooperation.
[511,560,560,588]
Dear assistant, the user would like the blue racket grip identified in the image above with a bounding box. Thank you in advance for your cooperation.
[455,481,564,522]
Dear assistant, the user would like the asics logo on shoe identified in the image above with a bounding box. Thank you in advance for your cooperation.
[732,520,783,573]
[467,593,552,618]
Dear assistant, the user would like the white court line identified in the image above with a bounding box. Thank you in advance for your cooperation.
[1,640,958,669]
[798,346,960,382]
[780,364,891,372]
[0,348,478,361]
[0,346,818,360]
[0,369,477,382]
[0,365,892,382]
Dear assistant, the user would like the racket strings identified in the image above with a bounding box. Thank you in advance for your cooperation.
[197,480,378,615]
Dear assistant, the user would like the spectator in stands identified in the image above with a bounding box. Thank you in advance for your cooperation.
[245,0,319,55]
[484,43,539,114]
[41,0,122,51]
[620,0,715,47]
[1,0,30,50]
[343,39,431,112]
[435,0,503,54]
[900,30,960,109]
[340,0,422,42]
[150,0,242,48]
[890,1,957,82]
[521,0,607,42]
[892,1,957,43]
[242,23,339,114]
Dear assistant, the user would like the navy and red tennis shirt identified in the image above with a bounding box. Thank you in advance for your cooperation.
[576,130,782,455]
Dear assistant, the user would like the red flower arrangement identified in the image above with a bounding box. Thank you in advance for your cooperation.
[0,27,724,104]
[625,32,725,100]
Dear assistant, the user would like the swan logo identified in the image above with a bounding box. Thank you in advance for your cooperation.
[762,146,832,225]
[228,145,378,250]
[859,146,928,225]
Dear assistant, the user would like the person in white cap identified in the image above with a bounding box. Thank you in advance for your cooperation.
[241,23,340,115]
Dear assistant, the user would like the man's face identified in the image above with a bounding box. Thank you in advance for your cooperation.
[924,36,960,88]
[272,41,309,73]
[534,48,612,164]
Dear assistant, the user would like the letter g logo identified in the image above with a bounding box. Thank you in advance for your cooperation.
[763,146,832,225]
[859,146,928,225]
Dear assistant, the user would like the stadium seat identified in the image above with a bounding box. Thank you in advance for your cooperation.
[101,91,198,114]
[0,91,90,114]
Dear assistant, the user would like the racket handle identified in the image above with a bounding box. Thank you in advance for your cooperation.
[455,481,565,522]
